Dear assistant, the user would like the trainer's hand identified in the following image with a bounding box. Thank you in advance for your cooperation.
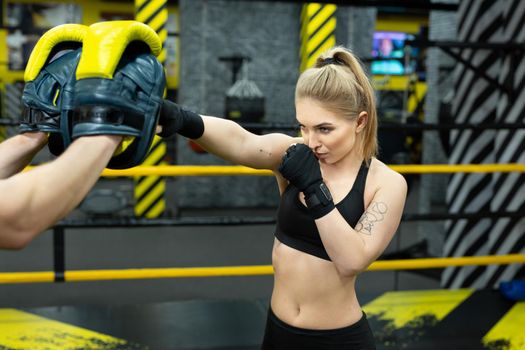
[158,100,204,139]
[279,144,335,219]
[20,131,48,148]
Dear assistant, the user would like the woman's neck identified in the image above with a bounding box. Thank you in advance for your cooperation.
[321,149,364,179]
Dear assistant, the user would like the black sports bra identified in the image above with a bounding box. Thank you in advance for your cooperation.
[274,161,369,261]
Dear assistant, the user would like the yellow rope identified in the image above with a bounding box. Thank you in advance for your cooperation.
[0,272,55,284]
[23,164,525,176]
[1,254,523,284]
[66,265,274,281]
[97,163,525,177]
[102,165,273,176]
[369,254,525,270]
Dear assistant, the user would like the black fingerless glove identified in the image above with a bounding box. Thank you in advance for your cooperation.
[159,99,205,139]
[278,144,335,219]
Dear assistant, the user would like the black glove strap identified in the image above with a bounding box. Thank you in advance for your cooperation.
[21,107,57,124]
[72,105,143,130]
[20,107,60,133]
[304,182,335,219]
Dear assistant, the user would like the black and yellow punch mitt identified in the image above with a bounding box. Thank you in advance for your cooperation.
[21,24,88,155]
[72,21,166,169]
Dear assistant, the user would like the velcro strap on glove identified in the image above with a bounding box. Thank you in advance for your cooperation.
[21,23,88,155]
[72,21,165,169]
[304,183,336,219]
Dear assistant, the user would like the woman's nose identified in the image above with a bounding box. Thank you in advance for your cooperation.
[308,137,320,150]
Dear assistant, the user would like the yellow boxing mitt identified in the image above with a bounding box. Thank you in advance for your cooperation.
[76,20,162,80]
[71,21,166,169]
[24,24,88,82]
[21,23,88,155]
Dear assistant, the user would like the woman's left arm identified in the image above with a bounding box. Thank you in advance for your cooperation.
[317,169,407,276]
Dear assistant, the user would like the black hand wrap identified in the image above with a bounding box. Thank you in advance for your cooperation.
[278,144,335,219]
[158,99,204,139]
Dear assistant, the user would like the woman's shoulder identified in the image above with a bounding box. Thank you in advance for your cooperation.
[367,158,407,192]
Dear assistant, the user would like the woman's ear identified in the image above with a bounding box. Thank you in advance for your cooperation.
[356,111,368,133]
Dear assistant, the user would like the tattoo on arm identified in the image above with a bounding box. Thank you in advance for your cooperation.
[355,202,388,235]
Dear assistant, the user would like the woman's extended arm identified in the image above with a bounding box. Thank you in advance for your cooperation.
[158,100,301,170]
[195,116,300,170]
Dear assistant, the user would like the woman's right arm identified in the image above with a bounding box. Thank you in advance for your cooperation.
[159,100,301,171]
[195,115,300,170]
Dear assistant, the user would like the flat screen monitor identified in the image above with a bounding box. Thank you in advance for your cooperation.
[371,31,417,75]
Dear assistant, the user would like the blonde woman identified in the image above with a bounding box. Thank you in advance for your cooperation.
[160,46,407,349]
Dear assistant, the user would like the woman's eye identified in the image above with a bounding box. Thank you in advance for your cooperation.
[319,127,332,133]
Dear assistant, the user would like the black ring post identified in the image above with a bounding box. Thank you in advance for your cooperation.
[53,227,65,282]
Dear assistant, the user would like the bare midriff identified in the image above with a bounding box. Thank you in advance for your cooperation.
[270,238,363,330]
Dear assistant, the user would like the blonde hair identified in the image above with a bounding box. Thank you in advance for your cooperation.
[295,46,378,163]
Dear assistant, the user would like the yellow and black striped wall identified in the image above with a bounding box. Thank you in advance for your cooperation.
[300,3,337,72]
[133,0,169,218]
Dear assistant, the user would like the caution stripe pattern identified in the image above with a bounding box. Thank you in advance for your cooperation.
[363,289,523,349]
[444,0,525,289]
[134,136,167,217]
[482,302,525,349]
[300,3,337,72]
[0,309,144,349]
[134,0,168,218]
[486,0,525,288]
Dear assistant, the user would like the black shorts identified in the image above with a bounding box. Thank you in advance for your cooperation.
[261,307,376,350]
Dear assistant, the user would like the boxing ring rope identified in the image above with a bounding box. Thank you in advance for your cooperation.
[1,254,525,284]
[24,163,525,176]
[4,163,524,284]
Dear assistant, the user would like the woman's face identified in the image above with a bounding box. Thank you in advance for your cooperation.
[295,98,366,165]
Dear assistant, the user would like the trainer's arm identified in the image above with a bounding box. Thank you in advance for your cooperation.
[0,135,121,249]
[0,132,47,179]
